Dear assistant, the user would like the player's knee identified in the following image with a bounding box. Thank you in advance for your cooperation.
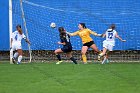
[67,54,72,58]
[94,49,99,53]
[18,52,22,56]
[18,54,22,56]
[54,50,58,54]
[81,51,86,55]
[94,51,99,54]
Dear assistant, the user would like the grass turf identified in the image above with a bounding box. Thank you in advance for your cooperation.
[0,62,140,93]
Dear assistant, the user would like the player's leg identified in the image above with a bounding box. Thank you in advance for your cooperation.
[98,47,107,61]
[54,49,63,64]
[13,51,18,59]
[66,52,77,64]
[105,51,110,63]
[102,50,109,64]
[90,44,101,61]
[90,44,100,54]
[98,41,108,61]
[12,51,19,64]
[100,48,107,57]
[17,49,23,64]
[10,48,14,64]
[81,46,88,64]
[10,44,16,64]
[102,45,113,64]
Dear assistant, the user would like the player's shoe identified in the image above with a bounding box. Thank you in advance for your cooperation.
[17,62,21,64]
[12,57,16,64]
[105,59,109,63]
[98,55,101,61]
[56,61,63,64]
[83,62,88,64]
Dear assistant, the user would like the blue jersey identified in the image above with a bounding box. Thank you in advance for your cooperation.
[60,34,72,48]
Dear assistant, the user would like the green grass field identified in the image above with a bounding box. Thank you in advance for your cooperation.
[0,62,140,93]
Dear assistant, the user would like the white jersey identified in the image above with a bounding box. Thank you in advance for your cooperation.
[105,29,117,41]
[103,29,117,51]
[12,31,26,43]
[11,31,26,50]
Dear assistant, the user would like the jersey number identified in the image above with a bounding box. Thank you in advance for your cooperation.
[66,35,70,42]
[108,33,113,39]
[15,35,18,40]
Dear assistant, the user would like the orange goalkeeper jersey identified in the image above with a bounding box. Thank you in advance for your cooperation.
[69,28,98,44]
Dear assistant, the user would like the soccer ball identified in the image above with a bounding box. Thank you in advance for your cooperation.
[50,22,56,28]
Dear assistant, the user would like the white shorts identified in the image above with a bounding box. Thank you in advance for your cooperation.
[103,40,115,51]
[12,42,22,51]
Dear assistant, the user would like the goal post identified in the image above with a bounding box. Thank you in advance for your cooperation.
[19,0,32,63]
[9,0,13,64]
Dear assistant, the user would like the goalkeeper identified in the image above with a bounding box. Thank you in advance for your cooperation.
[67,23,102,64]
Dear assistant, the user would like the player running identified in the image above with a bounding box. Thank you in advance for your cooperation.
[98,24,126,64]
[67,23,102,64]
[54,27,77,64]
[10,25,30,64]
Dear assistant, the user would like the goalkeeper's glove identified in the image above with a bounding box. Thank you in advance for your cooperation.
[97,34,103,37]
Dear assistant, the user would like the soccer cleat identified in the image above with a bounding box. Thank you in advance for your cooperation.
[17,62,21,64]
[83,62,88,64]
[12,57,16,64]
[105,59,109,63]
[56,61,63,64]
[98,55,101,61]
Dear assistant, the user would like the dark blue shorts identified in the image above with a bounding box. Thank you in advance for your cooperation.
[61,46,72,53]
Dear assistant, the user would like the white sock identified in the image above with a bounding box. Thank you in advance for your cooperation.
[14,52,18,59]
[102,57,107,64]
[18,55,22,63]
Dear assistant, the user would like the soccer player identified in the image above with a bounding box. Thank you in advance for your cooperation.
[54,27,77,64]
[98,24,126,64]
[10,25,30,64]
[67,23,102,64]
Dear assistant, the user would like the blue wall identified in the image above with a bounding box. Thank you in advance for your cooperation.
[0,0,9,51]
[0,0,140,50]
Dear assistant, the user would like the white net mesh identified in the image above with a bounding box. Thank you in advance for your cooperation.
[11,0,140,63]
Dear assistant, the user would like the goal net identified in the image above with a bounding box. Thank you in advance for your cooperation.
[11,0,140,63]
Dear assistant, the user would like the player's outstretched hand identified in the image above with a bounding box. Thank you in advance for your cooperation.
[122,40,126,42]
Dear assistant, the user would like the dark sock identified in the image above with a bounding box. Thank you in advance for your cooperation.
[70,57,77,64]
[56,54,61,61]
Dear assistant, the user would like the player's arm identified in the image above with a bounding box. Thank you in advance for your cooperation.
[101,31,107,38]
[58,37,66,45]
[88,29,103,37]
[115,32,126,42]
[102,34,106,38]
[25,38,31,45]
[58,42,66,45]
[66,31,79,36]
[23,34,31,45]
